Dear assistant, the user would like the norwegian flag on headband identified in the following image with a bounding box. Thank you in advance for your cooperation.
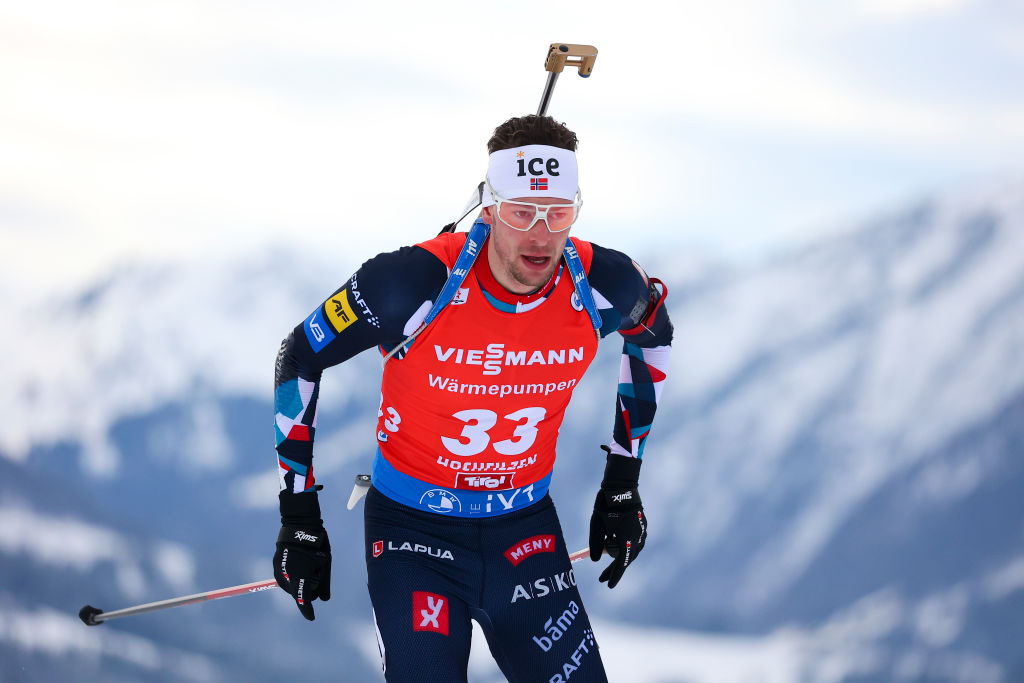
[531,178,548,191]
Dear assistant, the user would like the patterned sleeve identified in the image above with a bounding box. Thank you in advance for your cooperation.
[587,243,673,460]
[274,245,448,493]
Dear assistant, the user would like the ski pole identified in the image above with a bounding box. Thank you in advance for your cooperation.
[79,579,277,626]
[438,41,598,235]
[79,546,595,626]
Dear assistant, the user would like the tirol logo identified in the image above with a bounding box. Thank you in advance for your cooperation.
[516,154,561,177]
[413,591,449,636]
[505,535,556,566]
[532,600,580,652]
[455,471,514,491]
[372,540,384,558]
[419,489,462,514]
[433,343,586,376]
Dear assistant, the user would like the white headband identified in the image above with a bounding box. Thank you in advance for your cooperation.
[481,144,579,207]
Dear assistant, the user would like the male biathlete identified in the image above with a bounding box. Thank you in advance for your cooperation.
[272,115,673,682]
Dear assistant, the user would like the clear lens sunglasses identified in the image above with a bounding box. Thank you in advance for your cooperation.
[485,179,583,233]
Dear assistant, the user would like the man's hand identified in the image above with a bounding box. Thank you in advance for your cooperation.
[274,489,332,620]
[588,447,646,589]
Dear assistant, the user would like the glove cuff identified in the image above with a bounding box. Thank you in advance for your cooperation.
[601,447,642,490]
[279,487,323,527]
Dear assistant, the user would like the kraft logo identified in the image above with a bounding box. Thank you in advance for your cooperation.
[547,628,597,683]
[516,156,561,177]
[372,540,384,557]
[413,591,449,635]
[505,535,556,566]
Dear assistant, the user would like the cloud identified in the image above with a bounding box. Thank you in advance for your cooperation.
[0,0,1020,283]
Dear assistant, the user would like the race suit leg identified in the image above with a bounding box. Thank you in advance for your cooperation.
[474,495,608,683]
[364,487,476,682]
[365,487,607,682]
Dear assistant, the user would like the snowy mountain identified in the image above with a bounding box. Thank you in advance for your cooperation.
[2,177,1024,682]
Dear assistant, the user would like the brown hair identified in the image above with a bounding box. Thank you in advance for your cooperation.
[486,115,578,154]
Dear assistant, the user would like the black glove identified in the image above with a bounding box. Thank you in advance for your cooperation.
[589,447,647,589]
[274,488,331,620]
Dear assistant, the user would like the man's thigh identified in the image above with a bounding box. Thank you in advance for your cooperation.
[364,488,477,682]
[477,498,608,683]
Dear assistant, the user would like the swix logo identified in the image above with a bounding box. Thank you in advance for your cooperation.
[511,570,577,603]
[413,591,449,635]
[376,540,455,561]
[611,491,633,504]
[505,534,556,566]
[455,471,514,490]
[248,584,275,593]
[293,531,319,544]
[433,343,585,376]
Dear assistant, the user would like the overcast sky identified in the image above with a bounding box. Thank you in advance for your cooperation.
[2,0,1022,290]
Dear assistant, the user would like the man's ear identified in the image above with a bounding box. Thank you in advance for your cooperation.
[480,206,494,225]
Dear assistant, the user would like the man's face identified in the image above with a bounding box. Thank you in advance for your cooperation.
[483,198,572,295]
